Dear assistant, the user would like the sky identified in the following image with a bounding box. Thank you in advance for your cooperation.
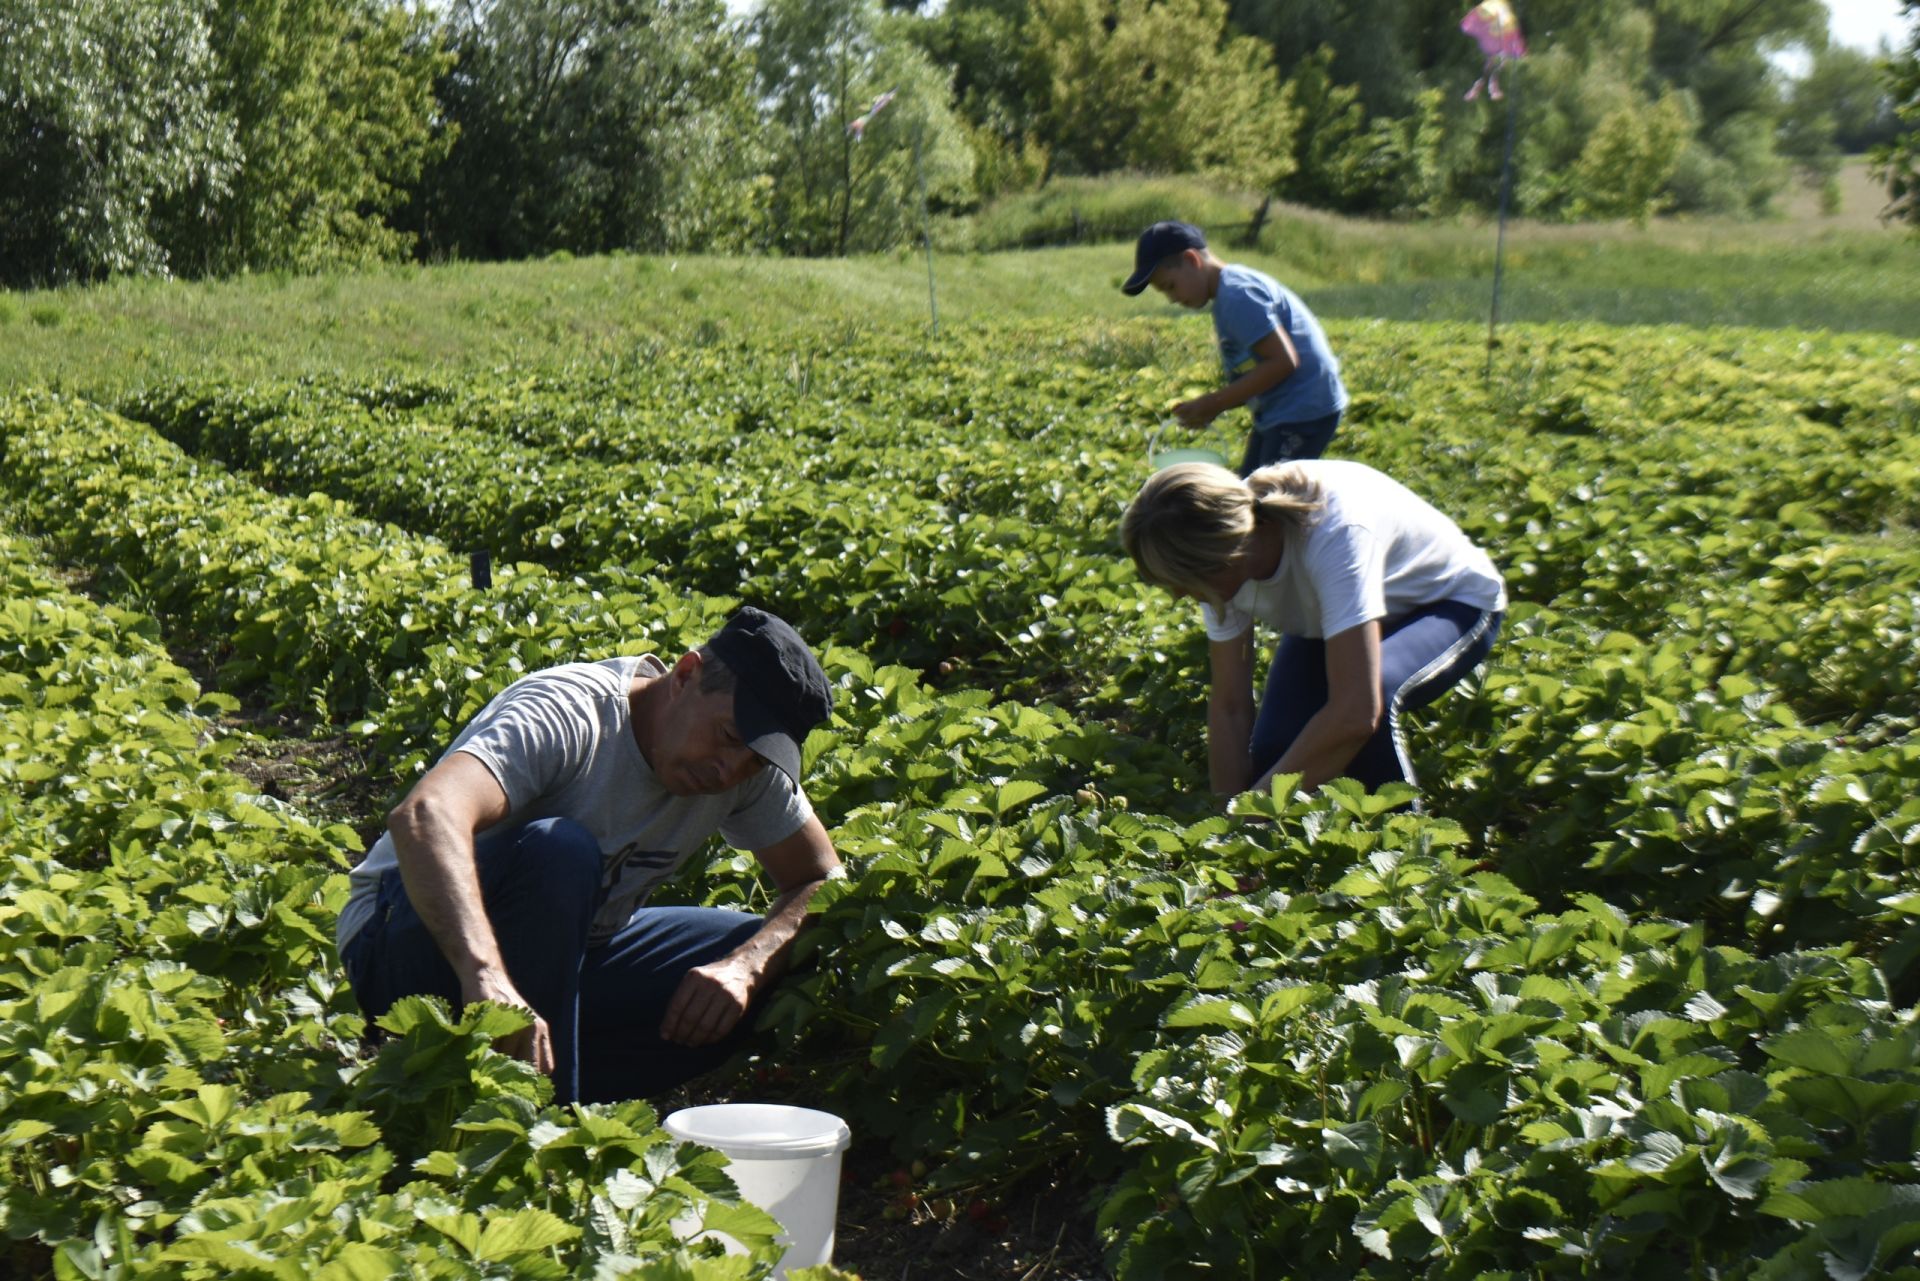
[1768,0,1911,78]
[1825,0,1910,52]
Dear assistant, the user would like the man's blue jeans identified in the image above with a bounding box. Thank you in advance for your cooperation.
[1249,601,1502,791]
[339,817,764,1103]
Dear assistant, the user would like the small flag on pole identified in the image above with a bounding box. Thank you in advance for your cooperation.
[847,88,896,141]
[1460,0,1525,101]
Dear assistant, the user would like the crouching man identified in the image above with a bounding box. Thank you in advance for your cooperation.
[337,606,839,1102]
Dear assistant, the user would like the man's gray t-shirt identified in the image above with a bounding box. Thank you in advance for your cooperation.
[335,655,812,950]
[1213,263,1348,430]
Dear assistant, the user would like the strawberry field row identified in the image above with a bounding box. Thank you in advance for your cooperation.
[0,520,801,1279]
[124,325,1920,732]
[0,394,1180,814]
[115,328,1920,959]
[3,314,1918,1278]
[124,371,1153,704]
[7,414,1913,1275]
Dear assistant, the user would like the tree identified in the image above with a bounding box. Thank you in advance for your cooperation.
[425,0,767,261]
[1872,0,1920,228]
[1646,0,1825,213]
[187,0,453,275]
[1223,0,1852,220]
[914,0,1051,199]
[0,0,235,285]
[1791,45,1900,153]
[753,0,973,257]
[1503,10,1663,219]
[1565,90,1692,222]
[1027,0,1298,195]
[1775,46,1899,198]
[1226,0,1445,119]
[1270,48,1371,212]
[1270,45,1490,217]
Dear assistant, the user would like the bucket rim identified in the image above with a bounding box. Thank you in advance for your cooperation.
[1145,421,1228,471]
[1149,446,1229,470]
[663,1103,852,1160]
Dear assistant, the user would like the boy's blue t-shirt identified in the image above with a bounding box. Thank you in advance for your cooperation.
[1212,263,1348,429]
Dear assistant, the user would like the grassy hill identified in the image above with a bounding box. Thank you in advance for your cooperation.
[1,183,1914,395]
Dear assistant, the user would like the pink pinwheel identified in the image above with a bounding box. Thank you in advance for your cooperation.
[847,88,897,141]
[1461,0,1525,101]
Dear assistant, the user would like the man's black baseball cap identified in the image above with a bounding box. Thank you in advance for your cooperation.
[705,606,833,785]
[1122,220,1208,296]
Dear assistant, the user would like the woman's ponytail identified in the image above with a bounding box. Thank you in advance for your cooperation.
[1246,463,1323,532]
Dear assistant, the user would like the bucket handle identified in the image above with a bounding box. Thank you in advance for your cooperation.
[1147,419,1176,460]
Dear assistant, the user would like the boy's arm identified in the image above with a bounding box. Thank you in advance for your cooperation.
[1176,330,1300,427]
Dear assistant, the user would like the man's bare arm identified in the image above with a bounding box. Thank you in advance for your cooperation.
[386,752,554,1070]
[659,814,840,1048]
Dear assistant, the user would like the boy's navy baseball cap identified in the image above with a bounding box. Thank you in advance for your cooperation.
[1122,221,1207,295]
[706,606,833,785]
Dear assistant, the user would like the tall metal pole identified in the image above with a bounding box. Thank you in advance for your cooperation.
[1484,65,1518,384]
[914,127,939,337]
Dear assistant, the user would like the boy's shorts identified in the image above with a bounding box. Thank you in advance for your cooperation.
[1238,411,1341,477]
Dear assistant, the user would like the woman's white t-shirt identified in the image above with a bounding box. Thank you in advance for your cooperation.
[1199,460,1507,643]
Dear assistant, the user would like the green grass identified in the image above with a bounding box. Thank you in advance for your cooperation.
[958,173,1265,250]
[1,185,1914,396]
[1282,212,1920,333]
[965,168,1920,331]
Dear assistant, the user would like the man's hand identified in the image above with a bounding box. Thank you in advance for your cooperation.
[464,968,554,1075]
[1173,394,1220,429]
[659,816,837,1049]
[661,957,758,1047]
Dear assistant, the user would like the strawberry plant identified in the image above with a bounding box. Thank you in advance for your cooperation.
[3,315,1917,1277]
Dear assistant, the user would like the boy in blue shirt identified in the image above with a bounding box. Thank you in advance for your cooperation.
[1122,220,1348,476]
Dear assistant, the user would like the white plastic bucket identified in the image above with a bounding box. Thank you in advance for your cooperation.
[663,1103,852,1277]
[1146,422,1228,472]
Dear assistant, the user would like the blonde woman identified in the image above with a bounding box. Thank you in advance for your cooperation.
[1122,460,1505,799]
